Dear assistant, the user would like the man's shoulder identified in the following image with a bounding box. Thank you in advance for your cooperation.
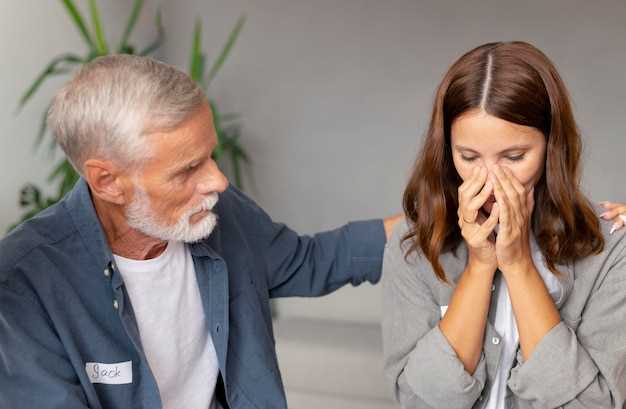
[215,186,269,227]
[0,201,76,283]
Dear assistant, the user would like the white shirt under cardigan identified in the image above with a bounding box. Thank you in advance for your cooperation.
[484,235,562,409]
[114,241,219,409]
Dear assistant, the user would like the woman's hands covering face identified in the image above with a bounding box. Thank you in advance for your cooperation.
[457,166,499,274]
[458,164,538,276]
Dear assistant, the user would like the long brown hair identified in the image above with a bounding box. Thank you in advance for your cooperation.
[403,41,604,282]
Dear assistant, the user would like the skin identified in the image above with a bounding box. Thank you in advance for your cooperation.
[600,201,626,233]
[82,102,401,261]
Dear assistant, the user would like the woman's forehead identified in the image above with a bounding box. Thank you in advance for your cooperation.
[451,110,544,151]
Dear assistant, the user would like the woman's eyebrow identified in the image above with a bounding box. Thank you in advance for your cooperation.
[455,144,532,154]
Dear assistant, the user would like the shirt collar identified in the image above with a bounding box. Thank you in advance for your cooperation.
[63,178,117,275]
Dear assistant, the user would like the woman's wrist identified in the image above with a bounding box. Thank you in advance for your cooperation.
[500,258,536,278]
[465,258,498,279]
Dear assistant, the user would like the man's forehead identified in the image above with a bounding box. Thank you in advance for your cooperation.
[146,117,216,168]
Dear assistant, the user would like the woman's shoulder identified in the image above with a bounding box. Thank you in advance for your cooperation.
[383,218,467,286]
[573,201,626,288]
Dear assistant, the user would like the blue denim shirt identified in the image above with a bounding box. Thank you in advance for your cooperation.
[0,179,385,409]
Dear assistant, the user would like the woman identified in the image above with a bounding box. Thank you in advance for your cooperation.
[382,41,626,409]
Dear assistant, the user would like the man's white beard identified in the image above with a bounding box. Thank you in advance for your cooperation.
[125,187,219,243]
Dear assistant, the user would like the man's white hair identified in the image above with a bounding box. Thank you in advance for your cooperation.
[48,54,207,173]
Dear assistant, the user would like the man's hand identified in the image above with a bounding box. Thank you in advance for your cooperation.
[600,201,626,234]
[383,214,404,241]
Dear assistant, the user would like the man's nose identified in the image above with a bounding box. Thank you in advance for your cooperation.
[197,166,229,194]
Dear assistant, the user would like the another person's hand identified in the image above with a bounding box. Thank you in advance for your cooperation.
[457,166,499,274]
[383,214,404,241]
[490,165,535,275]
[600,201,626,234]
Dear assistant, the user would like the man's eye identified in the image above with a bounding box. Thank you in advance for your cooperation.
[186,163,200,172]
[506,154,525,161]
[461,156,478,162]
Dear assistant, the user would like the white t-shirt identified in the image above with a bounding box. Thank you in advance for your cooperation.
[485,235,562,409]
[114,241,219,409]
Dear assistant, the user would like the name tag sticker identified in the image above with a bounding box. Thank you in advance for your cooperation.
[85,361,132,384]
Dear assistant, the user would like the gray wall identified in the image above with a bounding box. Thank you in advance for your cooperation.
[2,0,625,323]
[159,0,626,323]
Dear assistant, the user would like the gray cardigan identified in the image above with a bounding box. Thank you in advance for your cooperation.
[382,211,626,409]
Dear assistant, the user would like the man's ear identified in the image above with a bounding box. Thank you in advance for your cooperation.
[83,159,131,205]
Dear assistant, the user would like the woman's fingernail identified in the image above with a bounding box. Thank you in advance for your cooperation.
[610,223,619,235]
[600,212,609,219]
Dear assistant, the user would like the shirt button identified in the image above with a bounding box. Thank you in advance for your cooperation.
[113,299,119,310]
[104,267,111,277]
[492,336,500,345]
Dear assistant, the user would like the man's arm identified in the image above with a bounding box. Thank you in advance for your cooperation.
[226,186,400,298]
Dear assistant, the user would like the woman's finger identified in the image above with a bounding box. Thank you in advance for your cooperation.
[477,203,499,241]
[494,165,524,220]
[463,167,488,201]
[459,166,482,196]
[502,166,526,197]
[491,172,511,231]
[467,179,494,213]
[459,167,488,223]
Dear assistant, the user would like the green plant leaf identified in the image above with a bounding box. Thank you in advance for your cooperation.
[209,100,224,159]
[60,0,96,50]
[189,19,206,85]
[47,159,79,199]
[229,141,247,189]
[139,9,164,56]
[205,14,246,86]
[19,184,43,208]
[117,0,144,53]
[16,53,83,112]
[47,158,69,183]
[220,112,240,123]
[33,102,53,150]
[88,0,109,55]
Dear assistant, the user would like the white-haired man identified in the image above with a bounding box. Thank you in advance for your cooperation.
[0,55,400,408]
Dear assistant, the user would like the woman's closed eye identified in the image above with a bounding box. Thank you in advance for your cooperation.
[460,154,526,162]
[505,154,525,162]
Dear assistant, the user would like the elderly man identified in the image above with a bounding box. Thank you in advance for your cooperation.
[0,55,399,409]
